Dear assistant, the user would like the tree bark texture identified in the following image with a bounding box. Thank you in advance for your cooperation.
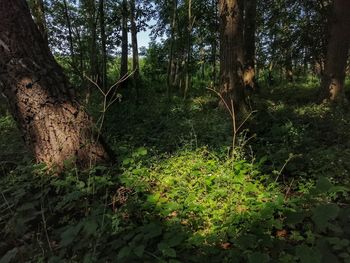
[320,0,350,102]
[218,0,246,112]
[0,0,109,169]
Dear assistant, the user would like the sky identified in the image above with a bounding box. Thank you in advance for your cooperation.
[137,29,152,49]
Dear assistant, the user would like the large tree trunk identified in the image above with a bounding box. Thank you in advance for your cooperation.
[218,0,246,113]
[120,0,129,89]
[320,0,350,102]
[0,0,109,169]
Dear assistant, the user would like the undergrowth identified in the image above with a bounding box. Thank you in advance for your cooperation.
[1,78,350,262]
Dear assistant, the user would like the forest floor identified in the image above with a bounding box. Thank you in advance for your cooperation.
[1,78,350,262]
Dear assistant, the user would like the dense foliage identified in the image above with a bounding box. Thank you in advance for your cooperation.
[1,78,350,261]
[1,0,350,262]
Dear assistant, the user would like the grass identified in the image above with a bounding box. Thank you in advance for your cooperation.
[1,77,350,262]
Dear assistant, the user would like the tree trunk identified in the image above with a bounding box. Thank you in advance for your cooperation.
[130,0,140,99]
[218,0,246,113]
[184,0,193,100]
[28,0,48,46]
[85,0,99,103]
[63,0,82,82]
[167,0,178,99]
[243,0,258,92]
[120,0,129,89]
[0,0,109,169]
[211,0,218,85]
[320,0,350,102]
[99,0,107,91]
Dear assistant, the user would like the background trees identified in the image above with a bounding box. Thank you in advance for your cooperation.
[1,0,350,261]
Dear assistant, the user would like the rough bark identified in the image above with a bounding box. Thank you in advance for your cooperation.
[218,0,246,113]
[0,0,109,169]
[320,0,350,102]
[120,0,129,89]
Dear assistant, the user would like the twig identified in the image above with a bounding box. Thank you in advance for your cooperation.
[207,87,256,158]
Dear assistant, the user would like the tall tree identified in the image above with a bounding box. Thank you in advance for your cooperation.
[0,0,109,168]
[218,0,246,112]
[83,0,99,102]
[120,0,129,87]
[320,0,350,102]
[166,0,178,98]
[242,0,258,91]
[184,0,194,99]
[130,0,140,97]
[99,0,107,91]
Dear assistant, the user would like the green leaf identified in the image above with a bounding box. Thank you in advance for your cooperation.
[248,252,270,263]
[137,147,148,156]
[0,248,18,263]
[311,204,339,231]
[162,248,177,258]
[118,246,132,260]
[122,158,133,166]
[146,193,160,204]
[133,245,145,257]
[143,222,162,239]
[315,177,333,193]
[60,224,82,247]
[285,210,305,225]
[165,233,185,247]
[295,245,321,263]
[235,234,257,249]
[83,220,98,237]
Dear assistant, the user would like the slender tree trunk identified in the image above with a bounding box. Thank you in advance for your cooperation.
[0,0,109,169]
[85,0,99,103]
[120,0,129,89]
[320,0,350,102]
[63,0,82,82]
[243,0,258,92]
[130,0,140,99]
[167,0,178,99]
[99,0,107,91]
[184,0,193,100]
[211,0,218,86]
[218,0,246,112]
